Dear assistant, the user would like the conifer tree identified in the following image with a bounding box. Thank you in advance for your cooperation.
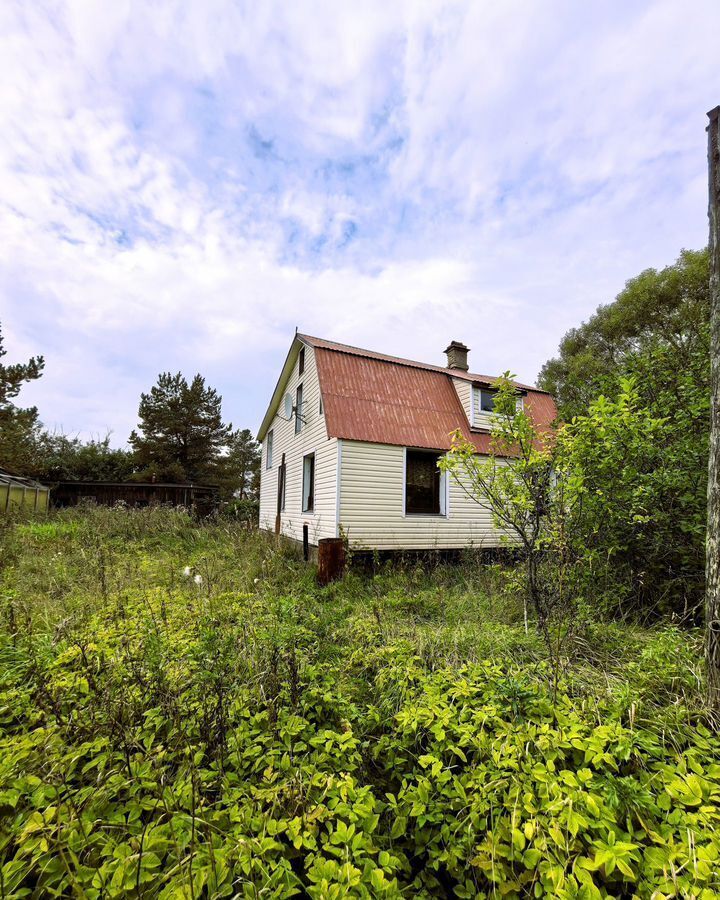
[0,321,44,473]
[129,372,231,483]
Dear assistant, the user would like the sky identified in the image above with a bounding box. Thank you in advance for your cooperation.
[2,0,719,444]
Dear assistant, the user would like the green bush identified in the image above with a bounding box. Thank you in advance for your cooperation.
[0,509,716,898]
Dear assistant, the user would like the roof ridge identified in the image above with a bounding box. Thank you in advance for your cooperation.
[298,332,546,393]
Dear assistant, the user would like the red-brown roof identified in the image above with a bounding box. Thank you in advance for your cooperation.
[300,334,544,392]
[302,335,557,454]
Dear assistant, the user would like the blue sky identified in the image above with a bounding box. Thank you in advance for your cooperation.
[2,0,719,444]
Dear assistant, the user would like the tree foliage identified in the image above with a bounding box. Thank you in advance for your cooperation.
[31,433,136,483]
[217,427,261,501]
[129,373,232,483]
[0,322,44,473]
[537,248,710,620]
[538,248,709,420]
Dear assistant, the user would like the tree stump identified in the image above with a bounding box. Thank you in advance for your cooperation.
[317,538,346,585]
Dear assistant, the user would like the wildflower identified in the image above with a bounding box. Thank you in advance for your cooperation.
[193,574,203,585]
[182,566,192,577]
[253,578,260,584]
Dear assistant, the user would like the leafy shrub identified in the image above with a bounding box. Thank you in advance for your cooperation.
[0,509,716,897]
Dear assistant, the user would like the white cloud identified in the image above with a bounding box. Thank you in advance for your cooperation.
[1,0,719,444]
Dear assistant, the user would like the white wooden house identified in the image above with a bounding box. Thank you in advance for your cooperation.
[257,333,557,551]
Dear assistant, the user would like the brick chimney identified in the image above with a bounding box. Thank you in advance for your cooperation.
[445,340,469,372]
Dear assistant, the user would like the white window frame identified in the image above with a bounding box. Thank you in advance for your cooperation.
[302,451,316,513]
[402,448,448,518]
[266,429,273,469]
[295,383,304,434]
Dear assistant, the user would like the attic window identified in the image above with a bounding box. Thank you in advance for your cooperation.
[298,347,305,376]
[477,388,496,413]
[266,429,273,469]
[405,450,446,516]
[295,383,303,434]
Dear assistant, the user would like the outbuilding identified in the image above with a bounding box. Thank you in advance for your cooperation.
[0,467,50,514]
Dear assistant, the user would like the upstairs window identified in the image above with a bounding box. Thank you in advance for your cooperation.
[405,450,446,516]
[302,453,315,512]
[319,394,323,415]
[477,388,496,413]
[266,429,274,469]
[298,346,305,376]
[295,383,303,434]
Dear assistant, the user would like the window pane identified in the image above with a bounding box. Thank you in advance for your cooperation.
[298,347,305,376]
[479,389,496,413]
[405,451,441,515]
[295,384,303,433]
[302,454,315,512]
[266,430,273,469]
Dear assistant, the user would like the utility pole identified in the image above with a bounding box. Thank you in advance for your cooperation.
[707,105,720,715]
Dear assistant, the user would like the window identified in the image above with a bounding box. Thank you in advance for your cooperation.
[298,346,305,376]
[405,450,446,516]
[295,383,303,433]
[277,453,286,513]
[478,388,496,413]
[302,453,315,512]
[319,394,323,415]
[266,429,273,469]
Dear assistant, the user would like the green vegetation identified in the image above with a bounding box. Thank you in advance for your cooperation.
[538,248,709,621]
[1,507,718,898]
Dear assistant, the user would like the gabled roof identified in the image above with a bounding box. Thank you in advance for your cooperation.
[299,334,545,392]
[258,333,557,453]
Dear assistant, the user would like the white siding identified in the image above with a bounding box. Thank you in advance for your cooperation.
[259,346,338,544]
[339,440,508,550]
[452,377,473,423]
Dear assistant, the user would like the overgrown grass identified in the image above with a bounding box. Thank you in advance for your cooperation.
[0,506,717,898]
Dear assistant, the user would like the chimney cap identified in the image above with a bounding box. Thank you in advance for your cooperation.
[444,340,470,353]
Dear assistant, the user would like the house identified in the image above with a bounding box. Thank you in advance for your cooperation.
[257,333,557,551]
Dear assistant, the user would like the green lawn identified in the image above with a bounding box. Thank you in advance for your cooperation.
[0,507,718,898]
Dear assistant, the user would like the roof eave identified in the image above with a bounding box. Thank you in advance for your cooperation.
[257,334,309,442]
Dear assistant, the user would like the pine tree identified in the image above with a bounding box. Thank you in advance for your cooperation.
[0,321,44,473]
[129,373,231,483]
[218,428,261,500]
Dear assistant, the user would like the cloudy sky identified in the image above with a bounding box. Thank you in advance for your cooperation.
[2,0,719,443]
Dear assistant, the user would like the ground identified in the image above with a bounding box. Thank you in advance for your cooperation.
[0,506,718,898]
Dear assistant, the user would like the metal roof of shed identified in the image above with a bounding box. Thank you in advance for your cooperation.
[0,467,48,490]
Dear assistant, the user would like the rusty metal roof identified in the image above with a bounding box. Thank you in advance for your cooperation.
[257,332,558,449]
[310,339,557,454]
[299,333,547,393]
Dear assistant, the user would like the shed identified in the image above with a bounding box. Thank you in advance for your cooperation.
[50,481,219,516]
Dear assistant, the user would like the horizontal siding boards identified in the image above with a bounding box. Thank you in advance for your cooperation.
[259,345,338,544]
[452,377,472,425]
[339,440,509,550]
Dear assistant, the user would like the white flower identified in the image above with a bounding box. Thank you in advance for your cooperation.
[253,578,260,584]
[193,574,203,585]
[182,566,192,577]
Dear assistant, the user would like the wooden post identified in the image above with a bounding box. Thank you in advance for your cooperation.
[707,105,720,715]
[302,524,309,561]
[317,537,346,585]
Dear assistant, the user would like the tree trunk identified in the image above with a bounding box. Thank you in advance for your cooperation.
[707,105,720,714]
